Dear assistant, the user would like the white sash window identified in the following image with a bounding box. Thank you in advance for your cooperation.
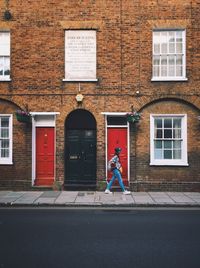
[0,32,10,81]
[0,115,12,164]
[150,115,188,166]
[152,30,187,81]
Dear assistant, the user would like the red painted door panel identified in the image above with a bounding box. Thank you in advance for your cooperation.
[35,127,55,186]
[107,128,128,186]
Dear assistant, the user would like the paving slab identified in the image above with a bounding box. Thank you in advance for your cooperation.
[96,192,135,205]
[167,192,194,203]
[148,192,175,204]
[75,192,96,204]
[55,191,78,204]
[34,197,56,205]
[0,191,11,197]
[40,191,61,198]
[132,192,155,205]
[14,192,43,204]
[184,192,200,203]
[114,193,135,205]
[0,192,25,204]
[96,192,118,205]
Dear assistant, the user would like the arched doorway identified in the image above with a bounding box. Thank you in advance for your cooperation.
[64,109,97,190]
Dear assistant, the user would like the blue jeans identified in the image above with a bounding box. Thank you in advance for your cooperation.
[107,168,125,191]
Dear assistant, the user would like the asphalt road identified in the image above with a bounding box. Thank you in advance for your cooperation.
[0,208,200,268]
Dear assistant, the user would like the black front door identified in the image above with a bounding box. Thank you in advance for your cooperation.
[65,129,96,189]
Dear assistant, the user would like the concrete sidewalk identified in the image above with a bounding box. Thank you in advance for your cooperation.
[0,191,200,207]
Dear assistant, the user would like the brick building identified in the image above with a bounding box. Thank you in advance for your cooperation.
[0,0,200,191]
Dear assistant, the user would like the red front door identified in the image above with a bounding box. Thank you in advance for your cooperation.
[35,127,55,186]
[107,128,128,186]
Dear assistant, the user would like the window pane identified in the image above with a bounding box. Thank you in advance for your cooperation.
[173,129,181,139]
[153,56,160,77]
[169,56,175,76]
[1,129,9,138]
[161,56,167,76]
[161,32,168,53]
[153,55,160,65]
[173,118,181,128]
[155,129,162,139]
[169,55,175,65]
[4,57,10,75]
[164,118,172,128]
[169,65,175,76]
[155,118,162,128]
[154,43,160,54]
[1,139,9,148]
[176,66,183,76]
[0,32,10,56]
[164,141,172,149]
[169,31,175,43]
[176,55,183,65]
[164,150,172,159]
[173,140,181,149]
[155,149,162,159]
[153,66,160,77]
[1,117,9,127]
[161,55,167,65]
[173,150,181,159]
[107,116,127,125]
[155,140,162,149]
[164,129,172,138]
[161,66,167,77]
[1,149,9,158]
[0,57,3,75]
[169,43,175,53]
[176,43,183,53]
[153,32,160,54]
[176,31,183,42]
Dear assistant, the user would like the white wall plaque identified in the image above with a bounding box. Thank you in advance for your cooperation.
[65,30,97,81]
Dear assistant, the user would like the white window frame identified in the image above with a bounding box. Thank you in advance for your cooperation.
[0,114,13,165]
[151,29,187,81]
[150,114,188,166]
[0,31,11,81]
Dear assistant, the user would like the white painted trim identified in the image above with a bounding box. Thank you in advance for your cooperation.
[105,115,108,182]
[31,113,58,186]
[0,78,11,81]
[30,112,60,116]
[107,125,128,128]
[63,79,98,82]
[151,77,188,82]
[101,112,128,116]
[104,114,130,184]
[150,114,188,166]
[32,118,36,185]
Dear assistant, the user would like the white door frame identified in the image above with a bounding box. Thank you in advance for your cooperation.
[101,112,130,182]
[30,112,59,186]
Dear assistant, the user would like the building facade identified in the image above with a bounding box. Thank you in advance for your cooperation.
[0,0,200,191]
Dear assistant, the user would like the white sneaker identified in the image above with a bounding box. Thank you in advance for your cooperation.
[105,189,112,194]
[123,190,131,195]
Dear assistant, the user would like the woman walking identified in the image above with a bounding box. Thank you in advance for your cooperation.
[105,147,131,195]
